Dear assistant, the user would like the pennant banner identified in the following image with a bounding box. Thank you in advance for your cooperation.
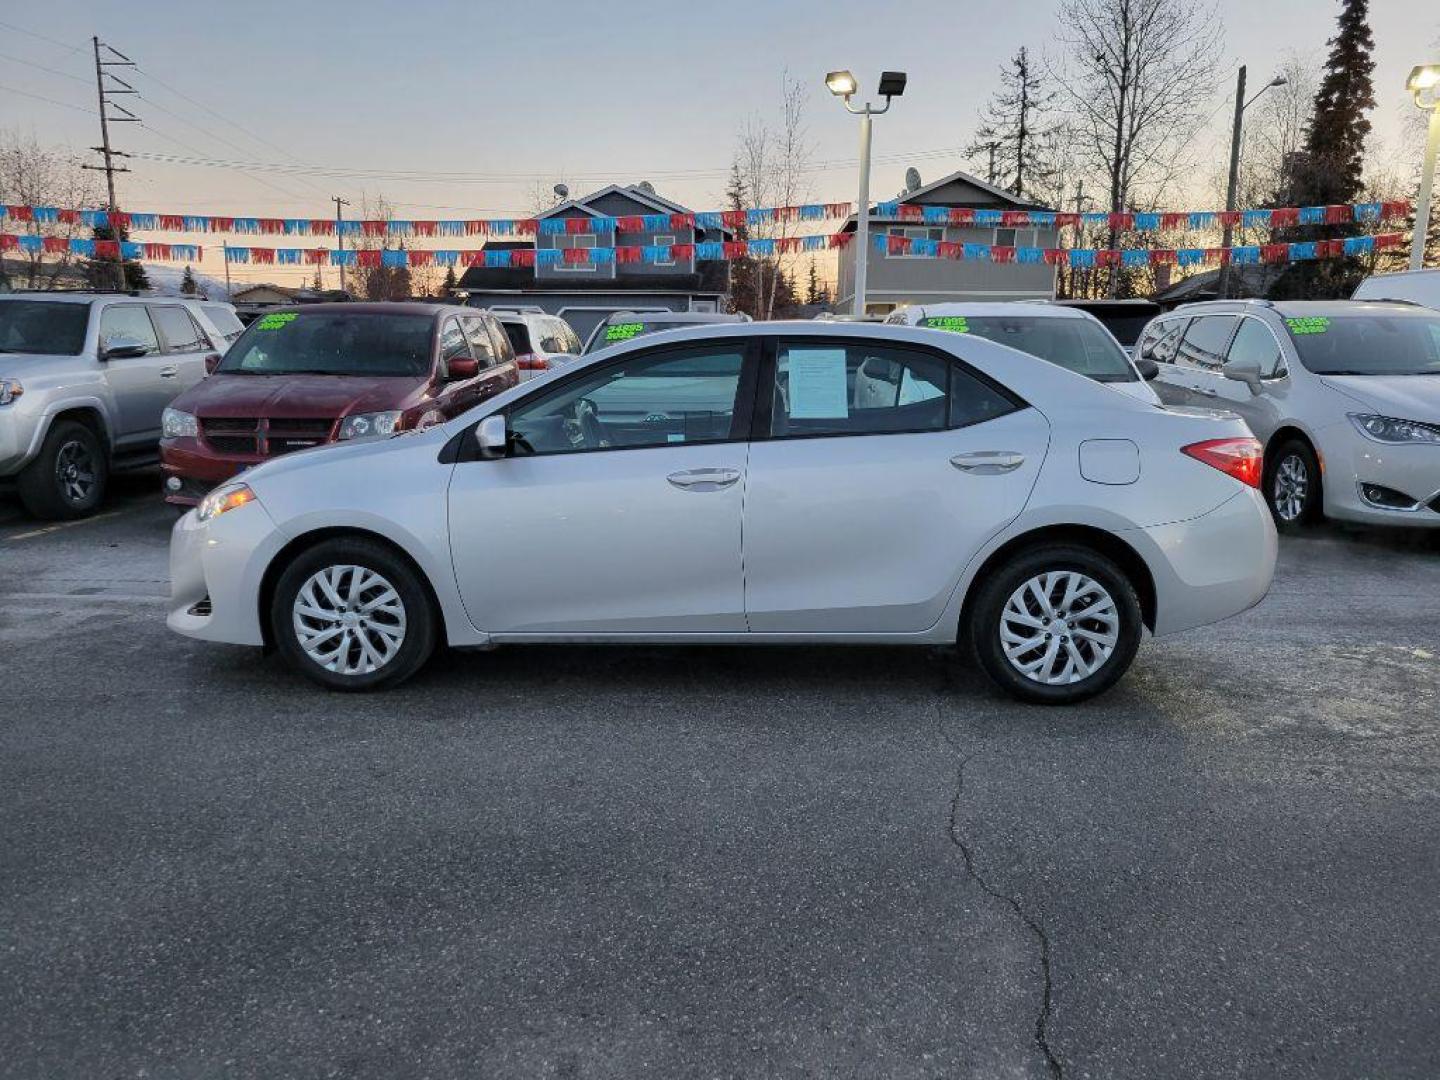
[0,199,1411,238]
[874,232,1408,267]
[0,234,202,261]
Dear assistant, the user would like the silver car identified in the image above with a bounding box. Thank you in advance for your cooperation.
[1138,300,1440,528]
[0,292,230,518]
[168,321,1275,705]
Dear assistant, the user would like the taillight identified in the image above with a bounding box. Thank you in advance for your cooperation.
[1182,437,1263,488]
[515,353,549,371]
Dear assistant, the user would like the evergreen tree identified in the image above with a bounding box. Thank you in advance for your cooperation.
[180,265,198,295]
[310,266,324,292]
[724,160,761,318]
[805,259,820,305]
[83,223,149,291]
[441,264,458,295]
[1272,0,1376,297]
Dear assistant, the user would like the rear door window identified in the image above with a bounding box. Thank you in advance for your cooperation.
[150,305,208,353]
[1175,315,1237,371]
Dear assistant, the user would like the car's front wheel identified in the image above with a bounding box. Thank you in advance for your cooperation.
[271,537,437,691]
[1266,439,1321,529]
[17,420,108,520]
[967,545,1143,705]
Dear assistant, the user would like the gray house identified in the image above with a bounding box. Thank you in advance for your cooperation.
[836,168,1060,315]
[455,183,730,340]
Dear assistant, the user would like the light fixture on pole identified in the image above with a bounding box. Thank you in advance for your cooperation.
[1217,67,1287,299]
[827,68,906,316]
[1406,63,1440,271]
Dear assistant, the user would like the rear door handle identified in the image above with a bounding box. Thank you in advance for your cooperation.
[159,366,179,378]
[951,451,1025,474]
[667,467,741,491]
[1196,386,1218,397]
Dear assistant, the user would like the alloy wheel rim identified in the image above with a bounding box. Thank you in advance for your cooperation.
[1273,454,1308,522]
[293,564,407,676]
[55,440,97,504]
[1000,571,1120,686]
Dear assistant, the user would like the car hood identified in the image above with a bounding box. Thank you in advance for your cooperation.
[173,372,428,419]
[1319,375,1440,423]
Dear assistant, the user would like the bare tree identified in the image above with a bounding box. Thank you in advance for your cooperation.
[0,130,100,290]
[526,176,572,216]
[1054,0,1221,293]
[735,73,812,319]
[346,193,413,301]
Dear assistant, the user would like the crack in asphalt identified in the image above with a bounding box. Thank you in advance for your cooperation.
[937,713,1062,1079]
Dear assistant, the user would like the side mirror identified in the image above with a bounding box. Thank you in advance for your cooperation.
[1222,356,1263,394]
[476,414,508,459]
[101,338,150,360]
[447,356,481,380]
[204,353,222,375]
[1135,357,1160,381]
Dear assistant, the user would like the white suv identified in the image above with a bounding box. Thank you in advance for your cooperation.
[490,309,582,380]
[0,292,231,518]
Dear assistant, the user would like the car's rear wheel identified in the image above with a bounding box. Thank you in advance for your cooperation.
[17,420,108,520]
[967,545,1143,705]
[1266,439,1321,529]
[271,538,437,691]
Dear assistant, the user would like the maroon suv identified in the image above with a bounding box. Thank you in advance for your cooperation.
[160,303,517,504]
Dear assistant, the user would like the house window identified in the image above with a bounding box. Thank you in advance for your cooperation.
[886,226,943,257]
[652,234,676,267]
[554,233,597,272]
[993,228,1035,249]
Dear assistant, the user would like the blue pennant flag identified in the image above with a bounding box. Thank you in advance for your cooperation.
[1135,213,1161,232]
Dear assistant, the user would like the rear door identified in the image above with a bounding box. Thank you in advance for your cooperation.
[742,335,1050,634]
[1138,314,1191,406]
[149,304,215,396]
[1170,314,1239,408]
[96,302,167,443]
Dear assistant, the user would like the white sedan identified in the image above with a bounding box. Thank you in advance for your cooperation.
[168,322,1276,704]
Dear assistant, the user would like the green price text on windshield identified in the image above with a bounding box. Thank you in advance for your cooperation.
[605,322,645,342]
[924,316,970,333]
[256,312,298,331]
[1285,316,1330,336]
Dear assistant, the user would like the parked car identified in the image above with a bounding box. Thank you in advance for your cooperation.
[0,292,229,519]
[1136,299,1440,529]
[582,310,751,353]
[1352,268,1440,310]
[489,308,582,380]
[169,321,1275,704]
[884,302,1161,403]
[1048,299,1163,355]
[159,303,518,506]
[198,301,246,346]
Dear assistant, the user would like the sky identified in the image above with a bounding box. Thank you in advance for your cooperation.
[1,0,1438,289]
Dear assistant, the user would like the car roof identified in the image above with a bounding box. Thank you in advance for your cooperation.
[1166,299,1434,319]
[602,311,748,324]
[900,302,1094,320]
[252,302,470,318]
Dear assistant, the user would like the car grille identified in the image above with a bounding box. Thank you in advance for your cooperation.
[200,417,334,457]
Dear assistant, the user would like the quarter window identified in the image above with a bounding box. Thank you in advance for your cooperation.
[1175,315,1237,371]
[98,305,159,355]
[508,344,746,455]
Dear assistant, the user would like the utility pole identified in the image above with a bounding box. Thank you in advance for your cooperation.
[83,37,139,291]
[1218,66,1247,302]
[332,196,351,294]
[222,243,232,300]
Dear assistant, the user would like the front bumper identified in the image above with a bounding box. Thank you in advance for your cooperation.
[168,498,286,646]
[1141,487,1278,636]
[1319,428,1440,528]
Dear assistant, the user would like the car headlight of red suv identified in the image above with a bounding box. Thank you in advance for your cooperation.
[337,411,403,440]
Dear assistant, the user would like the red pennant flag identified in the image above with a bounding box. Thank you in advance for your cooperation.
[0,234,17,252]
[250,247,276,264]
[1001,211,1029,227]
[305,248,329,264]
[562,245,590,265]
[1260,243,1289,263]
[565,217,591,234]
[990,245,1017,263]
[511,248,536,266]
[158,215,184,231]
[1107,213,1133,232]
[1043,248,1066,265]
[671,242,695,260]
[43,236,69,253]
[516,219,540,235]
[947,208,975,225]
[1323,204,1352,224]
[1148,249,1176,266]
[355,249,381,267]
[1096,249,1122,267]
[308,219,335,235]
[460,251,484,266]
[258,218,285,234]
[1374,232,1404,250]
[1268,208,1298,228]
[723,241,749,260]
[669,213,695,229]
[210,217,234,233]
[615,245,643,263]
[412,221,438,237]
[95,240,120,258]
[1161,213,1188,230]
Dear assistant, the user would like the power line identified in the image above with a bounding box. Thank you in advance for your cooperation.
[0,49,92,84]
[0,18,86,54]
[0,82,93,115]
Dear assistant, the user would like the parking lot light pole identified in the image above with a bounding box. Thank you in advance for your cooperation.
[1217,67,1286,299]
[828,69,906,317]
[1407,64,1440,271]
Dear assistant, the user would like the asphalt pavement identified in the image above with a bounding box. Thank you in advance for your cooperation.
[1,474,1438,1079]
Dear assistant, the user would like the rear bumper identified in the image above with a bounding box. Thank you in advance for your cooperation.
[1141,487,1277,636]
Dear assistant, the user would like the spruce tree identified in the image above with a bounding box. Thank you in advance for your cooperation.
[724,160,760,318]
[441,265,458,295]
[84,223,150,291]
[180,265,198,295]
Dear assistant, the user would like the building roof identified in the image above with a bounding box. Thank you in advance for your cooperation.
[839,166,1056,232]
[536,183,694,220]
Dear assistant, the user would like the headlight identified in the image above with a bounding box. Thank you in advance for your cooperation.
[337,411,403,440]
[0,378,22,406]
[162,407,198,438]
[1348,413,1440,445]
[196,482,256,523]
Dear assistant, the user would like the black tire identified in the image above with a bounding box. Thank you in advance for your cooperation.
[270,537,437,692]
[967,544,1143,705]
[16,419,108,520]
[1265,438,1322,530]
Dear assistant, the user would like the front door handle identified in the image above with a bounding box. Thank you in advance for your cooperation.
[667,467,741,492]
[1196,386,1218,397]
[159,366,179,378]
[951,451,1025,474]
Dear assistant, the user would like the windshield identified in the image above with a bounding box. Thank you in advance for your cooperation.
[1284,314,1440,376]
[926,315,1138,382]
[0,299,90,356]
[218,311,434,377]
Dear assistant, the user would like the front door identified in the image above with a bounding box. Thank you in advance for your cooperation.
[447,338,757,635]
[1209,315,1291,443]
[96,303,168,444]
[743,336,1051,634]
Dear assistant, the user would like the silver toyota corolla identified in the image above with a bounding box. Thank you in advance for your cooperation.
[168,321,1276,705]
[1139,300,1440,528]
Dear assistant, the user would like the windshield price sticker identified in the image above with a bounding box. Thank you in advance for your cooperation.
[256,312,298,331]
[1285,316,1330,335]
[605,322,646,342]
[924,316,970,333]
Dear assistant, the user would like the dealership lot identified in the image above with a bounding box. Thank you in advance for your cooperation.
[2,477,1438,1078]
